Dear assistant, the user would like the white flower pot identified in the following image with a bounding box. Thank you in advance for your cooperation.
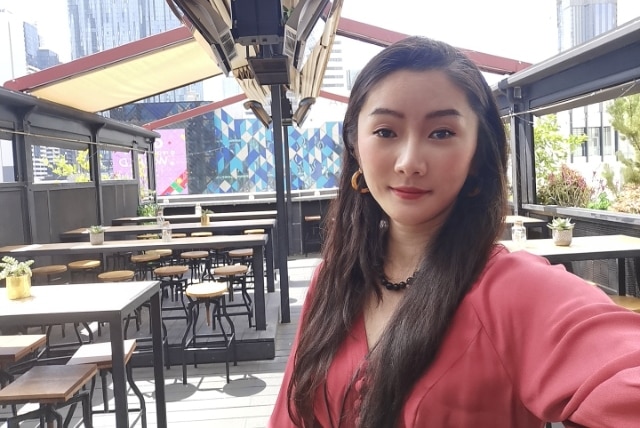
[90,231,104,245]
[552,229,573,246]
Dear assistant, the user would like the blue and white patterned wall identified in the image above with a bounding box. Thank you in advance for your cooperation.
[207,109,343,193]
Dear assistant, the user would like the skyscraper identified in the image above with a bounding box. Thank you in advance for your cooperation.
[557,0,617,52]
[68,0,203,102]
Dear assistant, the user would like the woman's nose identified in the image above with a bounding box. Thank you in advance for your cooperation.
[394,140,427,175]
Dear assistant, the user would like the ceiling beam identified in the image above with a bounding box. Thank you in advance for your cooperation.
[335,17,531,75]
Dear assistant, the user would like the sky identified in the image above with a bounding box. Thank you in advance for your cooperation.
[3,0,640,75]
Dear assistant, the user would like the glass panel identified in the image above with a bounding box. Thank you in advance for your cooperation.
[100,149,134,180]
[0,135,16,183]
[32,145,91,183]
[602,126,613,156]
[587,127,601,157]
[137,151,150,200]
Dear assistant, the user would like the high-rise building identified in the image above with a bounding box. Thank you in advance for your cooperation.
[68,0,203,103]
[321,39,347,93]
[555,0,625,171]
[0,9,28,83]
[557,0,617,52]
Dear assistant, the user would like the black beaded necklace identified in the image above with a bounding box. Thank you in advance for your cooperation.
[379,270,418,291]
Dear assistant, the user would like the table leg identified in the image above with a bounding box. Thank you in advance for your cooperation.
[109,316,129,428]
[266,230,275,293]
[253,245,266,330]
[618,257,626,296]
[150,290,167,428]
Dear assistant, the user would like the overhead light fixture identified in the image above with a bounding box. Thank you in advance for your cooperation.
[244,100,272,127]
[248,55,290,85]
[293,97,315,127]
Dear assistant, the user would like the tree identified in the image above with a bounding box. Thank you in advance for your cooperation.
[533,114,586,187]
[41,149,90,182]
[607,94,640,185]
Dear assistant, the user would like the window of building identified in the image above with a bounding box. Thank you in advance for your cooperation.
[0,130,16,183]
[587,127,601,158]
[571,128,587,161]
[32,145,91,183]
[99,148,134,180]
[602,126,614,156]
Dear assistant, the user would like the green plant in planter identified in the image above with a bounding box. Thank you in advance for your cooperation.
[547,217,574,230]
[137,203,158,217]
[0,256,34,279]
[88,225,105,234]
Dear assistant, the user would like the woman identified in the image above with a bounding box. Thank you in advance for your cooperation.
[270,36,640,427]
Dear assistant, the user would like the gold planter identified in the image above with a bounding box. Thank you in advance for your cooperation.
[200,215,210,226]
[6,274,31,300]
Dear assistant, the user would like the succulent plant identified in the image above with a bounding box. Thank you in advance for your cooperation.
[88,225,105,234]
[547,217,575,230]
[0,256,34,279]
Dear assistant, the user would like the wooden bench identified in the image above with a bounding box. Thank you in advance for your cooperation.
[0,364,96,427]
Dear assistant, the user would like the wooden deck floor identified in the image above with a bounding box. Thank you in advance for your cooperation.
[0,257,319,428]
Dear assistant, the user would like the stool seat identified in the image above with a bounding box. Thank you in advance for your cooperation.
[172,233,188,238]
[68,260,101,270]
[67,339,137,370]
[31,265,67,276]
[243,229,265,235]
[191,231,213,237]
[137,233,159,240]
[0,334,46,364]
[185,281,227,299]
[146,249,172,257]
[610,295,640,313]
[98,270,135,282]
[215,264,248,276]
[181,250,209,259]
[131,253,161,263]
[304,215,321,222]
[0,364,97,404]
[228,248,253,258]
[154,265,189,277]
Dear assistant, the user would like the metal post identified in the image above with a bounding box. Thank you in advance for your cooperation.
[270,84,291,323]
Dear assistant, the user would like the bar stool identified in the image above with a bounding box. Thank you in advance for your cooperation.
[97,270,135,283]
[243,229,265,235]
[154,265,189,303]
[146,248,173,265]
[191,231,213,237]
[31,264,68,285]
[172,233,188,239]
[228,248,254,287]
[68,259,101,283]
[0,364,96,428]
[136,233,159,240]
[180,251,209,284]
[130,253,161,281]
[66,339,147,428]
[214,264,252,327]
[181,281,237,384]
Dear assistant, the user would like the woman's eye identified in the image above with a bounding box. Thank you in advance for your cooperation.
[373,128,396,138]
[430,129,455,139]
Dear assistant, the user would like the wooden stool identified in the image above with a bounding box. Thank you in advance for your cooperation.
[214,264,252,327]
[154,265,189,302]
[609,295,640,313]
[67,339,146,428]
[190,231,213,237]
[180,251,209,284]
[181,281,236,384]
[243,229,265,235]
[146,249,173,265]
[228,248,254,287]
[172,233,187,238]
[136,233,159,240]
[97,270,135,282]
[130,253,161,280]
[0,364,96,428]
[68,259,101,283]
[31,265,68,285]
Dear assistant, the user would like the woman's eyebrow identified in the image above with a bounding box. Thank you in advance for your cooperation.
[368,107,462,119]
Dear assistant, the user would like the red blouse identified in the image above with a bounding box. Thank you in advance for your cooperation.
[269,247,640,427]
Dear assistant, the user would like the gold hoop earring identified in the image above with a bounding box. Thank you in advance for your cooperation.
[351,169,370,194]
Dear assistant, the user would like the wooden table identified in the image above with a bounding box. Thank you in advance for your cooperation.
[0,234,271,330]
[501,234,640,296]
[61,219,277,293]
[111,210,277,225]
[0,281,167,428]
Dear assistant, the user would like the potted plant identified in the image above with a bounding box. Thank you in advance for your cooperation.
[547,217,575,246]
[88,225,105,245]
[200,209,213,226]
[0,256,34,299]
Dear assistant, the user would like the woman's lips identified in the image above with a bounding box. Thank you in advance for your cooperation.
[391,186,430,200]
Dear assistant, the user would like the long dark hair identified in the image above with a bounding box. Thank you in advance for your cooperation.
[288,36,508,427]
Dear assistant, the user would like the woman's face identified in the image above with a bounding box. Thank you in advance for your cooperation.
[356,69,479,231]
